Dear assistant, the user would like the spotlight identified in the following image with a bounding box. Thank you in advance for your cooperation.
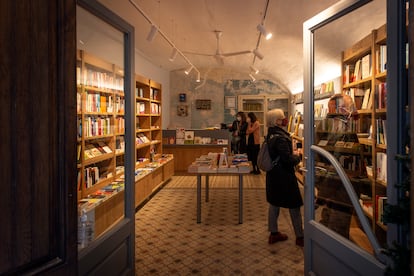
[146,25,158,42]
[250,65,259,74]
[169,48,178,62]
[257,24,272,40]
[196,72,201,82]
[249,73,256,82]
[184,65,193,75]
[253,49,264,60]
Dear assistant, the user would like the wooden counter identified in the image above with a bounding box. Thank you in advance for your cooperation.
[163,144,230,173]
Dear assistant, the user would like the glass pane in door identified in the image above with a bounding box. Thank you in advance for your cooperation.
[312,0,386,255]
[76,5,125,251]
[313,151,377,254]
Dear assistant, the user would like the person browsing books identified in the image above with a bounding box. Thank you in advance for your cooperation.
[246,112,261,174]
[265,108,304,247]
[228,111,247,154]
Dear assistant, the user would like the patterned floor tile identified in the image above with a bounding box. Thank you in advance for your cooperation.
[135,175,304,275]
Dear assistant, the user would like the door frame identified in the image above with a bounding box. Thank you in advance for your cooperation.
[76,0,136,275]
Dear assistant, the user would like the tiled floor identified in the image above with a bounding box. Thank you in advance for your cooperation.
[135,174,304,275]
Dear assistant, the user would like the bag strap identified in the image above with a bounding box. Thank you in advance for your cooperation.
[266,133,281,166]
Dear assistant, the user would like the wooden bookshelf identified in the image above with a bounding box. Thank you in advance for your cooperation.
[76,50,174,245]
[341,23,388,245]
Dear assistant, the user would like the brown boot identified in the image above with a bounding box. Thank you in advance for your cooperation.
[268,232,288,244]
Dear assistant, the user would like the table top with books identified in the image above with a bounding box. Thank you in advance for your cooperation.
[187,153,251,174]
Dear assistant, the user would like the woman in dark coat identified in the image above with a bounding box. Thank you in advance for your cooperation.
[265,108,304,247]
[228,111,247,154]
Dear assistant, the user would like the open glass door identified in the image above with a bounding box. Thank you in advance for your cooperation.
[302,0,393,274]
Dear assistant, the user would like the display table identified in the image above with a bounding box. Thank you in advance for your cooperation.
[190,171,250,224]
[187,153,251,224]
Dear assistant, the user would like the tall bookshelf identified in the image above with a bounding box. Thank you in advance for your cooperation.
[292,24,389,252]
[76,50,125,199]
[135,74,163,163]
[76,50,173,243]
[134,74,174,207]
[340,23,388,248]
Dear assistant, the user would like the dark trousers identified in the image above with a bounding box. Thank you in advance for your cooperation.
[247,144,260,171]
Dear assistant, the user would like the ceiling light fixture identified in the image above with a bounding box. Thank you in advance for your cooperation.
[129,0,200,80]
[250,65,259,74]
[146,25,158,42]
[169,48,178,62]
[251,0,271,65]
[196,72,201,82]
[253,49,264,60]
[249,73,256,82]
[184,65,194,75]
[257,24,272,40]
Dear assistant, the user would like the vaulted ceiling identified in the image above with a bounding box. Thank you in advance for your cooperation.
[91,0,386,93]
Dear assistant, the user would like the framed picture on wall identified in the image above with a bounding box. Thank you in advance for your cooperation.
[177,105,188,116]
[225,96,236,109]
[179,93,186,102]
[195,99,211,110]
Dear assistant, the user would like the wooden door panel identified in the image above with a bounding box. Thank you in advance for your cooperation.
[0,0,77,274]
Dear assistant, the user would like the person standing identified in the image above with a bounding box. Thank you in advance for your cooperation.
[228,111,248,154]
[265,108,304,247]
[246,112,261,174]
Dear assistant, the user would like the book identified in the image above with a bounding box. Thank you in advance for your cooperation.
[344,64,354,84]
[361,88,371,110]
[318,140,328,146]
[361,54,371,79]
[377,82,387,109]
[353,59,362,81]
[376,152,387,182]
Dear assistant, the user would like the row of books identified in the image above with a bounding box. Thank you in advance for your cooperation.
[151,103,161,114]
[76,67,124,91]
[150,88,160,101]
[84,166,100,188]
[78,180,125,211]
[136,133,150,145]
[344,53,372,84]
[352,83,387,111]
[375,45,387,74]
[319,116,360,133]
[135,87,161,100]
[84,116,112,137]
[375,195,388,224]
[376,118,387,145]
[136,102,146,114]
[136,87,145,98]
[83,93,125,114]
[78,117,125,138]
[114,117,125,134]
[136,102,161,114]
[187,153,250,173]
[315,81,335,95]
[337,155,361,171]
[84,142,113,160]
[344,88,371,110]
[358,194,387,225]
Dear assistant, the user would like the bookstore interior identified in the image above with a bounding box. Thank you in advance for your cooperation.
[72,0,410,274]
